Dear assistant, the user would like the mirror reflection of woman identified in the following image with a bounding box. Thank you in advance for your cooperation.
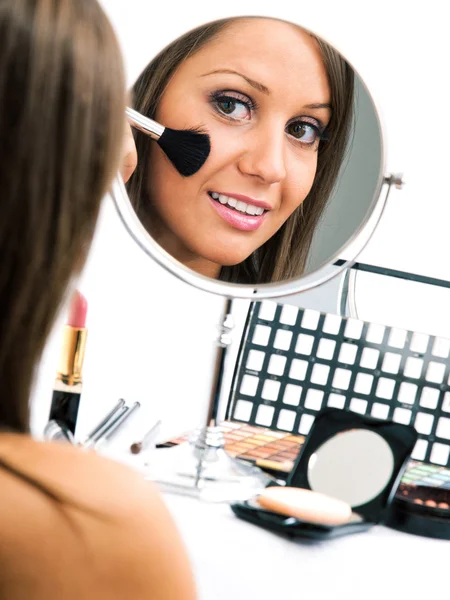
[127,17,354,283]
[0,1,195,598]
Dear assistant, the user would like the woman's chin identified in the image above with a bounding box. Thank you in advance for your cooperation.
[204,250,255,269]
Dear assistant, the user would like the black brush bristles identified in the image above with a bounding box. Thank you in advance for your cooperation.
[157,126,211,177]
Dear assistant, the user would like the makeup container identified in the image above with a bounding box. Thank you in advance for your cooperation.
[231,408,418,540]
[386,473,450,539]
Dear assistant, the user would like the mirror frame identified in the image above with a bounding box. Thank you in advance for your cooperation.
[110,19,390,300]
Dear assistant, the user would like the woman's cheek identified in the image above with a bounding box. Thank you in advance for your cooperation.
[295,155,319,199]
[207,123,249,168]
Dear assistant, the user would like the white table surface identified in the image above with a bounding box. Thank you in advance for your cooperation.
[163,493,448,600]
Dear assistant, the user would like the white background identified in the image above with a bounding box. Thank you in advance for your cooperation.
[30,0,450,456]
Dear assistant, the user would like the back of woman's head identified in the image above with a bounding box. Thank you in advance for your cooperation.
[0,0,125,432]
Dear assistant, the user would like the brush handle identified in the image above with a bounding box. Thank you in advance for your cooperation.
[82,398,126,446]
[140,419,162,450]
[83,404,129,448]
[130,419,161,454]
[98,401,141,444]
[126,107,164,140]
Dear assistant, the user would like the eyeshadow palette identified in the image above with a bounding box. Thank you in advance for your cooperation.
[164,420,305,473]
[401,460,450,489]
[226,301,450,468]
[397,460,450,522]
[397,483,450,509]
[388,477,450,539]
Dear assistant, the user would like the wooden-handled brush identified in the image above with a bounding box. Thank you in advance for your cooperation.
[125,107,210,177]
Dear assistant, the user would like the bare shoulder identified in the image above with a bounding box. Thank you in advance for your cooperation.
[0,434,197,599]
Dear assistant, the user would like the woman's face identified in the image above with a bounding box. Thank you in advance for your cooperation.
[147,18,331,277]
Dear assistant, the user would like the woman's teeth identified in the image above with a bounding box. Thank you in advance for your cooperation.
[210,192,265,216]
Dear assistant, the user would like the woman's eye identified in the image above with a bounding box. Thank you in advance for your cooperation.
[287,121,321,145]
[212,94,252,120]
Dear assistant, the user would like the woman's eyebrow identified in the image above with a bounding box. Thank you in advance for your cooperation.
[304,102,332,110]
[200,69,270,94]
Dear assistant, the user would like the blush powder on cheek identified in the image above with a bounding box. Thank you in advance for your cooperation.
[257,486,354,526]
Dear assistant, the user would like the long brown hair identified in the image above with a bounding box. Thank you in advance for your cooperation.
[0,0,125,432]
[127,17,354,284]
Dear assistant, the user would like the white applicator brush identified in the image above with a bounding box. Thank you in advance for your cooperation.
[126,107,210,177]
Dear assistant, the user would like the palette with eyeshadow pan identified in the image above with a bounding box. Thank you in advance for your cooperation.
[400,460,450,489]
[388,479,450,539]
[162,420,305,474]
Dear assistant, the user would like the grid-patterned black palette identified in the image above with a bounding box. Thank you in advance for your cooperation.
[227,301,450,468]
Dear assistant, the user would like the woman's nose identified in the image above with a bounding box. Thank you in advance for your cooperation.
[237,125,287,184]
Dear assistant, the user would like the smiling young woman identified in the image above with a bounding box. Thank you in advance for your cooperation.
[127,16,354,284]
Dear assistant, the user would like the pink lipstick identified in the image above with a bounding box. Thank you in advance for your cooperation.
[207,192,269,232]
[67,290,88,328]
[48,290,88,435]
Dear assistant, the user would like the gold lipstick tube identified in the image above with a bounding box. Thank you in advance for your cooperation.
[48,326,88,435]
[57,326,87,386]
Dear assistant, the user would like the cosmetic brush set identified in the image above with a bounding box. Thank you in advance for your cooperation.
[46,397,161,455]
[46,398,137,448]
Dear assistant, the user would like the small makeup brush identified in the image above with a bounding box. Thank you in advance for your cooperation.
[126,106,210,177]
[81,399,126,448]
[95,401,141,446]
[130,419,162,455]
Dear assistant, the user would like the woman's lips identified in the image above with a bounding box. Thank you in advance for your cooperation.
[207,194,267,231]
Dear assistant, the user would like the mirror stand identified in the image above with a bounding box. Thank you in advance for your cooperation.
[144,298,272,502]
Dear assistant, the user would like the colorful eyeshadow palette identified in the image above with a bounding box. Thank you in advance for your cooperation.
[397,483,450,509]
[388,477,450,540]
[400,460,450,489]
[226,301,450,468]
[163,421,305,473]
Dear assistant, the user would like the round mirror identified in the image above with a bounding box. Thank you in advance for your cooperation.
[112,15,387,300]
[307,429,395,506]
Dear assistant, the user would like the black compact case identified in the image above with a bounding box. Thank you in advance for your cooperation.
[386,485,450,540]
[231,408,418,540]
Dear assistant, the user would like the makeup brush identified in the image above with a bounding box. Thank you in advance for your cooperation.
[81,399,126,448]
[130,419,162,455]
[94,401,141,447]
[125,107,210,177]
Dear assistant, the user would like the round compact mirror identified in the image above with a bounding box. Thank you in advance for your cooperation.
[307,429,395,507]
[110,15,398,502]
